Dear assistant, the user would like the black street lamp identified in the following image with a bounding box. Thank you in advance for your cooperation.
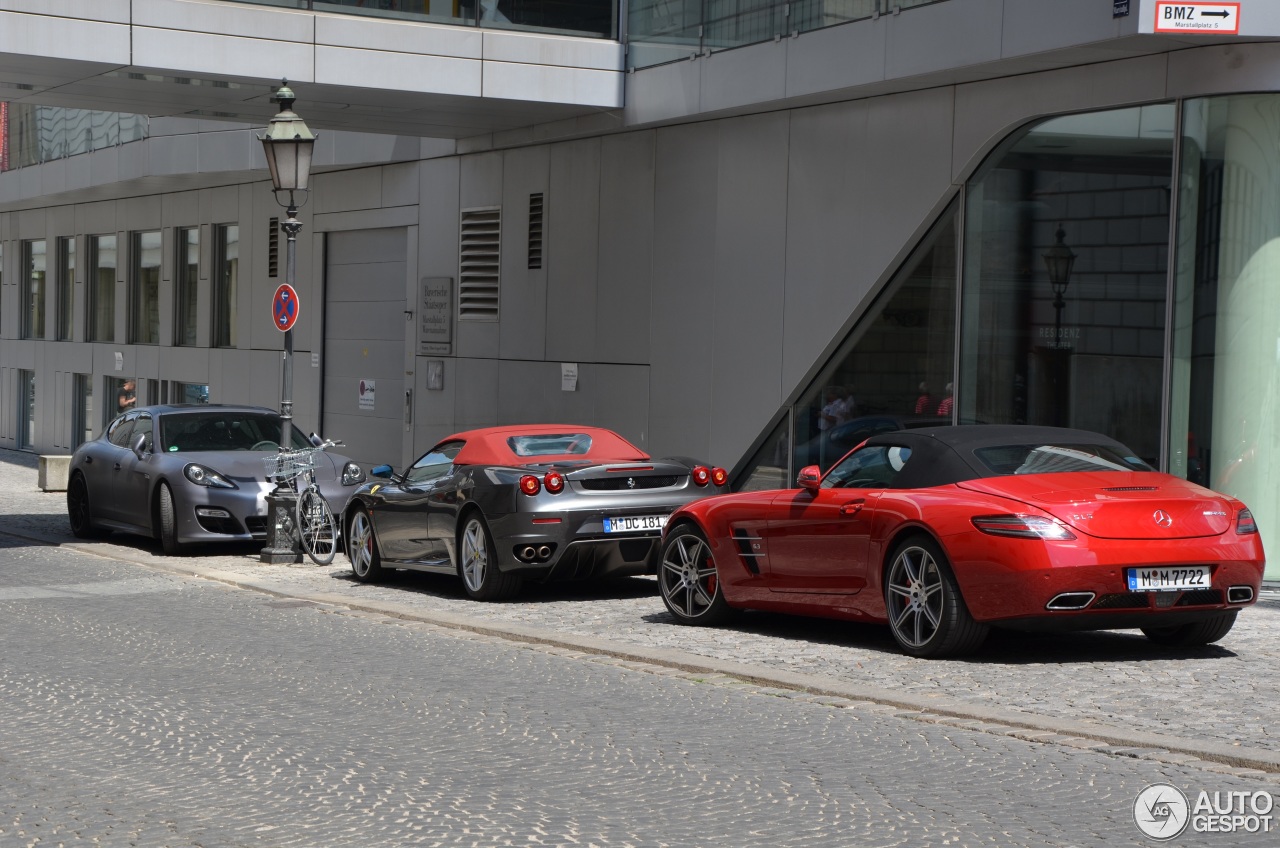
[259,80,316,564]
[1042,224,1076,427]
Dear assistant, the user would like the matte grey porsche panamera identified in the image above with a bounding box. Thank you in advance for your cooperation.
[342,424,729,601]
[67,404,365,553]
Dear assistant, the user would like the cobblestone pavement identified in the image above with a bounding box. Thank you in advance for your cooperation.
[6,448,1280,773]
[2,539,1278,847]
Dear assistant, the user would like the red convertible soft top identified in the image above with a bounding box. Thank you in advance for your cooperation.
[446,425,650,467]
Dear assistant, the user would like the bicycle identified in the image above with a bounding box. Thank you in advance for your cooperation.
[262,439,343,565]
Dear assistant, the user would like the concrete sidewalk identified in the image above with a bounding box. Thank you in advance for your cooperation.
[4,448,1279,776]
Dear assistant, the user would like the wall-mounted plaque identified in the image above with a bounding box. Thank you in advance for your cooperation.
[417,277,453,356]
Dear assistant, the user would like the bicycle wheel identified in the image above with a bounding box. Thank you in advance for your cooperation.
[295,486,339,565]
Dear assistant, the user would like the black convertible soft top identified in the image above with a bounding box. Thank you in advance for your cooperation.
[861,424,1140,489]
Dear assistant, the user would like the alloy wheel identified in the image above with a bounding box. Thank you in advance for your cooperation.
[461,518,488,592]
[348,511,374,577]
[660,533,719,620]
[885,545,944,649]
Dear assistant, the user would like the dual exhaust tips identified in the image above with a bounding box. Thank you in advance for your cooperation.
[516,544,554,563]
[1046,585,1256,611]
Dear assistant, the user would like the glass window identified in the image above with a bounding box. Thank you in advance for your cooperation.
[974,442,1152,475]
[507,433,592,456]
[212,224,239,348]
[57,236,75,341]
[130,230,161,344]
[1171,94,1280,580]
[175,227,199,347]
[173,382,210,404]
[73,373,93,448]
[159,411,308,453]
[822,445,914,489]
[731,413,791,492]
[791,200,959,472]
[106,412,135,447]
[960,104,1175,466]
[21,239,46,339]
[18,370,35,450]
[406,442,465,484]
[88,234,117,343]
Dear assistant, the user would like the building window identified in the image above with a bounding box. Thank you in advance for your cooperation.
[73,373,93,448]
[56,236,75,341]
[87,234,117,342]
[108,375,137,422]
[960,103,1174,467]
[173,381,210,404]
[21,239,46,339]
[175,227,199,346]
[130,230,161,344]
[212,224,239,348]
[18,370,35,450]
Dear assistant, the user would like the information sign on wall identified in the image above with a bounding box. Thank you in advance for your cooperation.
[418,277,453,356]
[1154,2,1240,34]
[359,379,376,411]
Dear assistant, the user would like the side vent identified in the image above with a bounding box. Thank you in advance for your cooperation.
[528,192,544,270]
[732,528,763,575]
[459,207,501,321]
[268,217,279,278]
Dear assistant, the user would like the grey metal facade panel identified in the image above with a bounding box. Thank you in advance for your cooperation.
[596,131,655,366]
[327,228,409,267]
[452,356,501,431]
[622,57,703,127]
[784,15,889,99]
[1166,41,1280,99]
[1001,0,1137,57]
[498,145,550,362]
[699,40,789,116]
[884,0,1005,81]
[497,359,594,424]
[648,122,719,463]
[591,363,651,449]
[545,138,602,363]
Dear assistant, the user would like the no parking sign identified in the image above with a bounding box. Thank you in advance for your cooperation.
[272,284,300,332]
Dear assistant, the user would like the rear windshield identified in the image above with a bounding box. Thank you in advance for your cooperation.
[160,412,309,453]
[507,433,592,457]
[975,443,1153,475]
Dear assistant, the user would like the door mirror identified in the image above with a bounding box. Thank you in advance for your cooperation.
[309,432,324,447]
[797,465,822,493]
[130,431,150,459]
[371,464,395,479]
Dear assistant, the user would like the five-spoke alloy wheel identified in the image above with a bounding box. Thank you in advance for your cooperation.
[458,513,522,601]
[658,524,734,626]
[346,507,383,582]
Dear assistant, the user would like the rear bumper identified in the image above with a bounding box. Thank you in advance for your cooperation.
[488,510,667,581]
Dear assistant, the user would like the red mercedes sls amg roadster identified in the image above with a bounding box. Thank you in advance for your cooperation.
[657,425,1264,657]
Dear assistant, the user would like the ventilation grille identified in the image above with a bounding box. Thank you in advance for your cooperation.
[460,207,500,321]
[528,192,544,270]
[268,217,279,278]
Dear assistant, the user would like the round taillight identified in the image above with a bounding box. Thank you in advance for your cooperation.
[711,467,728,487]
[692,466,711,486]
[544,471,565,494]
[519,475,541,496]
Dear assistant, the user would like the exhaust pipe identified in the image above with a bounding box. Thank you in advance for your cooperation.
[1228,585,1255,604]
[518,545,537,562]
[536,545,552,560]
[1046,592,1095,611]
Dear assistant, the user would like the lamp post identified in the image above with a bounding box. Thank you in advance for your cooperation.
[259,80,316,564]
[1042,224,1076,427]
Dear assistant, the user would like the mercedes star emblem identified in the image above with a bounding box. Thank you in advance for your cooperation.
[1153,509,1173,528]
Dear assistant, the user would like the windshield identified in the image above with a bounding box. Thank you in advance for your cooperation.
[159,412,310,453]
[974,443,1153,475]
[507,433,592,457]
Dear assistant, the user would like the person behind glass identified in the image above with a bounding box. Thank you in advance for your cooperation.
[936,382,954,417]
[818,385,850,431]
[913,381,933,415]
[117,379,137,415]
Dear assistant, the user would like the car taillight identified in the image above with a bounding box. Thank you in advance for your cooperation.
[972,514,1076,541]
[519,475,541,496]
[692,466,711,486]
[544,471,565,494]
[1237,508,1258,534]
[711,467,728,487]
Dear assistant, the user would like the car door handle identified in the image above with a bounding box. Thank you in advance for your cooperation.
[113,462,123,471]
[840,499,865,515]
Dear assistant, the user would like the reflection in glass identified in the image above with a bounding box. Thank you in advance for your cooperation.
[176,228,199,347]
[791,201,958,473]
[21,240,46,339]
[74,373,94,447]
[88,235,117,343]
[19,370,35,450]
[131,230,161,344]
[57,237,75,341]
[174,382,211,404]
[213,225,239,348]
[732,413,791,492]
[960,104,1175,465]
[1171,94,1280,579]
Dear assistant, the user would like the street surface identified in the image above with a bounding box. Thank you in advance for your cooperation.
[2,449,1279,845]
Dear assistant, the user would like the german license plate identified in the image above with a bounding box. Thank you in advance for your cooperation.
[1127,565,1210,592]
[603,514,667,534]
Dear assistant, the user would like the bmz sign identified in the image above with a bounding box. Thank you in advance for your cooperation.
[1154,2,1240,34]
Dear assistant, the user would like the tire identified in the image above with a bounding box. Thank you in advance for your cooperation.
[658,524,735,626]
[1142,610,1238,647]
[296,487,338,565]
[66,473,108,539]
[458,513,522,601]
[346,507,384,583]
[883,535,988,658]
[158,482,185,555]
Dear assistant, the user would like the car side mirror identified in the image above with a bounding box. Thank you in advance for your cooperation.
[130,432,150,459]
[797,465,822,493]
[371,464,395,479]
[309,432,324,447]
